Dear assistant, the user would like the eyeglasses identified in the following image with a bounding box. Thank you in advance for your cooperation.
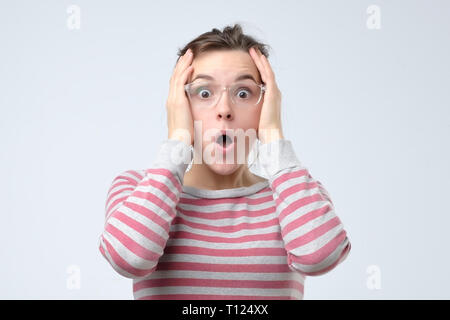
[184,79,266,109]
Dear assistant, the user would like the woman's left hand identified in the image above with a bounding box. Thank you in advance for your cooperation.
[249,46,284,144]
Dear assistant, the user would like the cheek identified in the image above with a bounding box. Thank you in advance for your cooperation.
[239,107,261,130]
[190,107,201,121]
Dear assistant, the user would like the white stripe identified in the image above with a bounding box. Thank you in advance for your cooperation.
[289,223,344,256]
[134,175,180,208]
[108,180,136,195]
[133,270,305,284]
[106,187,134,220]
[282,209,337,244]
[117,204,170,239]
[169,222,280,237]
[180,187,273,200]
[273,170,309,194]
[278,200,330,229]
[102,229,157,271]
[274,177,324,216]
[290,237,349,274]
[105,170,150,220]
[127,191,175,224]
[177,200,274,214]
[166,238,285,250]
[176,210,277,227]
[115,170,143,182]
[158,253,288,264]
[107,216,164,255]
[145,168,180,193]
[134,285,303,299]
[99,234,144,279]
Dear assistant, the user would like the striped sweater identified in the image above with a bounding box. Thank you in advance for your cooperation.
[98,138,351,300]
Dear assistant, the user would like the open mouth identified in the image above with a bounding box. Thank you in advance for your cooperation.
[216,134,233,147]
[215,132,235,153]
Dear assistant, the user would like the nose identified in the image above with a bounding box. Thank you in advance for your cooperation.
[216,89,234,121]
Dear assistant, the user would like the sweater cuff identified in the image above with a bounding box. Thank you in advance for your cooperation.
[258,139,304,178]
[151,139,193,184]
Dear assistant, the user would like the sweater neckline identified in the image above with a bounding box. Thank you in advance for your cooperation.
[182,180,270,199]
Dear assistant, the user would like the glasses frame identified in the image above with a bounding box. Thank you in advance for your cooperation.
[184,80,266,109]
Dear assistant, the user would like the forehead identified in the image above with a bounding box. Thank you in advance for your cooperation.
[189,49,260,83]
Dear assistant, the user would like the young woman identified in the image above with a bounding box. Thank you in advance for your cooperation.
[98,24,351,300]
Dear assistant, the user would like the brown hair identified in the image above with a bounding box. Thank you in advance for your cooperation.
[175,23,271,65]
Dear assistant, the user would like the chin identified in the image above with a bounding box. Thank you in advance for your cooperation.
[207,162,241,176]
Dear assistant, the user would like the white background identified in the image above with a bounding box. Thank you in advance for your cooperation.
[1,0,449,299]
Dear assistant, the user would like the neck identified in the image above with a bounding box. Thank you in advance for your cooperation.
[183,163,260,190]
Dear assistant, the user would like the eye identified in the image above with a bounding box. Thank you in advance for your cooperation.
[235,87,252,99]
[193,85,213,99]
[198,89,211,98]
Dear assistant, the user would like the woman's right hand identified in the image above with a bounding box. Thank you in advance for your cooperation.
[166,48,195,146]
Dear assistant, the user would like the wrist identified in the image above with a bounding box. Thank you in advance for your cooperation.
[168,129,193,146]
[258,127,284,144]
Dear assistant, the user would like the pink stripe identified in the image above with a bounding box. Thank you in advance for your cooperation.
[107,181,126,197]
[123,200,174,230]
[107,175,138,195]
[272,168,308,190]
[278,181,318,203]
[138,294,298,300]
[172,216,279,232]
[113,210,166,248]
[128,170,144,180]
[101,235,156,277]
[134,278,303,292]
[140,178,178,204]
[297,240,351,276]
[163,245,287,257]
[146,168,181,193]
[155,262,292,273]
[285,216,342,251]
[282,205,331,237]
[168,231,283,243]
[99,241,107,258]
[277,193,324,221]
[106,186,134,207]
[106,175,140,200]
[177,206,275,220]
[131,190,176,220]
[106,192,132,218]
[105,223,161,262]
[317,180,334,206]
[288,229,348,266]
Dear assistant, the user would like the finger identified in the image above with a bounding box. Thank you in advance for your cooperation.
[249,47,267,83]
[176,65,194,99]
[173,49,193,80]
[257,49,275,79]
[180,65,194,87]
[178,49,193,73]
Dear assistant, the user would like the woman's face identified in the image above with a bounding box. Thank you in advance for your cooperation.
[187,49,263,176]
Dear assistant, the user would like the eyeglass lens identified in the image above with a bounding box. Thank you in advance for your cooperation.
[187,79,262,108]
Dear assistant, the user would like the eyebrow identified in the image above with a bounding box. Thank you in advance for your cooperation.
[191,73,257,83]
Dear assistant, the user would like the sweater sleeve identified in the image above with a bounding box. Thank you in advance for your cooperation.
[98,139,193,279]
[258,138,351,277]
